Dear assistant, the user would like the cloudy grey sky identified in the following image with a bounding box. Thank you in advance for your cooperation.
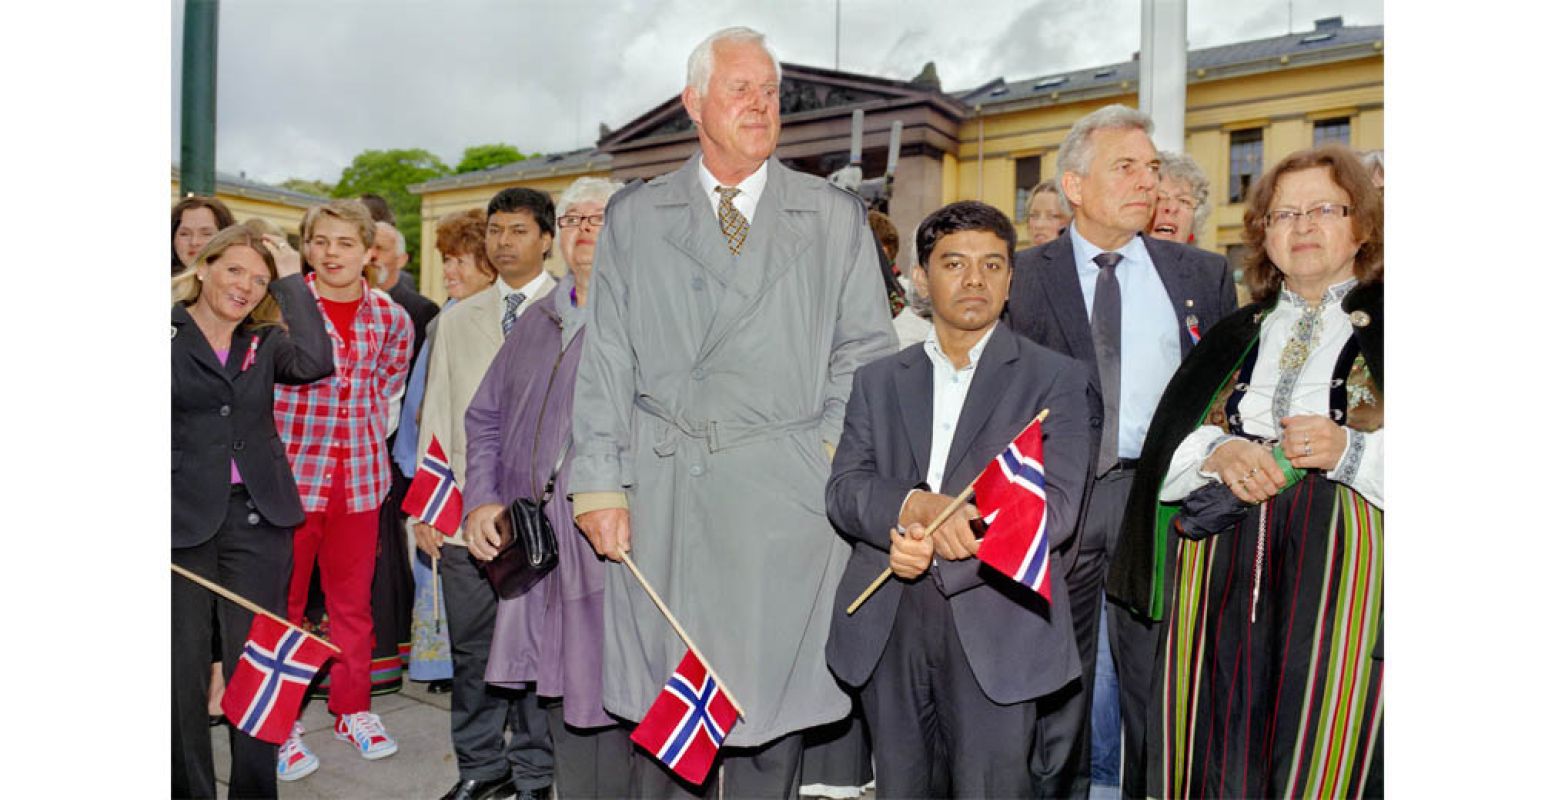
[170,0,1382,185]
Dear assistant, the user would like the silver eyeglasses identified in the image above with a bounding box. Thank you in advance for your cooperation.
[1264,203,1350,229]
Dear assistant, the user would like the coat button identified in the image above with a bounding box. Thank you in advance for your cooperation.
[246,512,261,525]
[691,367,706,380]
[233,440,245,451]
[691,277,705,290]
[219,405,231,417]
[689,464,704,477]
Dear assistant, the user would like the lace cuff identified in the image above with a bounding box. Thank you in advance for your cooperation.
[1328,429,1365,486]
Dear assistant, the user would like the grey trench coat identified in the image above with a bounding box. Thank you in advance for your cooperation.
[570,155,897,746]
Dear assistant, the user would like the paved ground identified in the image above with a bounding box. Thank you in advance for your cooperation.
[212,681,459,800]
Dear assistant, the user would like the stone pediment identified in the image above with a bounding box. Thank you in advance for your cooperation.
[600,63,954,151]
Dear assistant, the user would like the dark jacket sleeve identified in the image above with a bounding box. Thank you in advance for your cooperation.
[826,363,919,554]
[268,273,334,385]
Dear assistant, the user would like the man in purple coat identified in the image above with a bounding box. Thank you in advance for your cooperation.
[463,177,629,800]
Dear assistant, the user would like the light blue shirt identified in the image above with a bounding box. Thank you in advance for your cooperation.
[1070,229,1181,459]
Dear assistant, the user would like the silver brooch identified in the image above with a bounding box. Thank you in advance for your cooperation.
[1349,310,1371,328]
[171,325,177,339]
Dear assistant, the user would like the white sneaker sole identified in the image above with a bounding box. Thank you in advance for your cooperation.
[277,756,319,782]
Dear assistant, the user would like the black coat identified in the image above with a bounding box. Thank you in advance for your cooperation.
[171,273,335,548]
[1105,281,1383,619]
[825,324,1098,703]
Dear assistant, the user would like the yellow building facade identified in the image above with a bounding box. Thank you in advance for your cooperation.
[953,18,1382,254]
[170,166,323,236]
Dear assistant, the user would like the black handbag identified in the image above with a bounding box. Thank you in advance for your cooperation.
[479,325,577,599]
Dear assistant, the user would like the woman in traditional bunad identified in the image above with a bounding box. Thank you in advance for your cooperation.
[1111,145,1382,799]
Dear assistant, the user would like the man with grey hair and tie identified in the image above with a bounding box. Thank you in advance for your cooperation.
[570,26,896,799]
[1007,104,1236,798]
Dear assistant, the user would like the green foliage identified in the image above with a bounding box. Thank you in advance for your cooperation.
[331,148,451,274]
[278,178,334,198]
[455,143,535,175]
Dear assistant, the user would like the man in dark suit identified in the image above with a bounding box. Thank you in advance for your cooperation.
[1005,104,1238,799]
[826,201,1096,798]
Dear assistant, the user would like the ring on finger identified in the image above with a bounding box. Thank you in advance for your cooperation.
[1304,444,1313,456]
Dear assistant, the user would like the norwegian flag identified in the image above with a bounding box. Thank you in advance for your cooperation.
[972,415,1053,601]
[629,649,740,786]
[220,614,334,744]
[401,435,463,535]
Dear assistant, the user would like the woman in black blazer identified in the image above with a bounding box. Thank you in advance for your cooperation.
[171,219,333,799]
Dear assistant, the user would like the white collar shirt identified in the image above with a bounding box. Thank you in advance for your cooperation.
[920,325,996,493]
[697,157,768,227]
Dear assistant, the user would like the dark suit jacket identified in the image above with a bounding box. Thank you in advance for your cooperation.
[825,323,1095,704]
[172,273,335,548]
[1007,229,1238,380]
[389,271,440,363]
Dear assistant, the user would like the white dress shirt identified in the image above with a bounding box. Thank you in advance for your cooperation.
[697,157,769,225]
[1160,281,1383,508]
[496,268,556,326]
[921,325,996,493]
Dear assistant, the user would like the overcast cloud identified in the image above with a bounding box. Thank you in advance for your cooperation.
[170,0,1382,185]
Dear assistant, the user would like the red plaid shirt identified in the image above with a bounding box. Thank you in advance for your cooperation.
[274,275,413,513]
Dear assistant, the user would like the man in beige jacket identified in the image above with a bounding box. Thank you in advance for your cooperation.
[414,187,558,800]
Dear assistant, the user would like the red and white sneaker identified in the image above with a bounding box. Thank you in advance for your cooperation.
[334,711,398,760]
[277,721,319,781]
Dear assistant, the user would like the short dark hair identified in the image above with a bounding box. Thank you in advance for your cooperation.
[915,201,1017,267]
[358,193,394,225]
[487,188,556,239]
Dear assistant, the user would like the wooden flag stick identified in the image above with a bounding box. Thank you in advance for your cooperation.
[845,407,1050,616]
[620,552,746,718]
[171,563,341,654]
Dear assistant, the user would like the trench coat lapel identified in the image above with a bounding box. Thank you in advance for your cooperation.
[1141,234,1198,358]
[661,160,735,291]
[697,160,816,361]
[894,346,934,479]
[1043,232,1097,364]
[942,325,1019,483]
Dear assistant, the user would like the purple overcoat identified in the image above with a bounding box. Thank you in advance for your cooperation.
[463,277,610,728]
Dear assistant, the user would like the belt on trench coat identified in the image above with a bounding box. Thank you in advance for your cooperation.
[635,395,823,457]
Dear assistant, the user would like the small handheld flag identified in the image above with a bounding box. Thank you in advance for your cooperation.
[629,649,741,786]
[220,615,334,744]
[973,414,1053,600]
[402,435,463,535]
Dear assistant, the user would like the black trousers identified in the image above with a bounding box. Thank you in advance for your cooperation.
[1055,468,1134,799]
[441,545,553,787]
[172,486,293,799]
[543,699,632,799]
[861,578,1042,799]
[627,728,804,799]
[1108,599,1161,800]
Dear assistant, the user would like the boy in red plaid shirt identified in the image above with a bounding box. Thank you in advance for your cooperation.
[273,199,413,777]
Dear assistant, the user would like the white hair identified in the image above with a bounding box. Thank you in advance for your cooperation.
[1157,151,1212,236]
[556,176,626,218]
[1055,104,1155,214]
[375,220,406,255]
[686,26,782,95]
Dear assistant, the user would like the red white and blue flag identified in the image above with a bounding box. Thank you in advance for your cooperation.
[220,614,334,744]
[972,415,1053,601]
[629,649,740,786]
[401,435,463,535]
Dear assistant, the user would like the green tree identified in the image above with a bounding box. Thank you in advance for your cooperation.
[278,178,334,198]
[455,143,536,174]
[331,148,452,278]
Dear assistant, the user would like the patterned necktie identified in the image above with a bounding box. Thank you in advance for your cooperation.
[1091,252,1123,475]
[715,186,750,255]
[501,291,525,335]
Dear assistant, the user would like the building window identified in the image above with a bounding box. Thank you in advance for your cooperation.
[1228,128,1263,204]
[1014,156,1043,222]
[1313,117,1351,147]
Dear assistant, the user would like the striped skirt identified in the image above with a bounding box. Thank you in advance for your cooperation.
[1151,475,1383,799]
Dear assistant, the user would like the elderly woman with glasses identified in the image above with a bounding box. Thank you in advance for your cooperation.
[461,176,630,799]
[1148,152,1211,245]
[1110,145,1382,798]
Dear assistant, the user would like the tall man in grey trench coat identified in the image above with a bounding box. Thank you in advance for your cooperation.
[569,26,897,798]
